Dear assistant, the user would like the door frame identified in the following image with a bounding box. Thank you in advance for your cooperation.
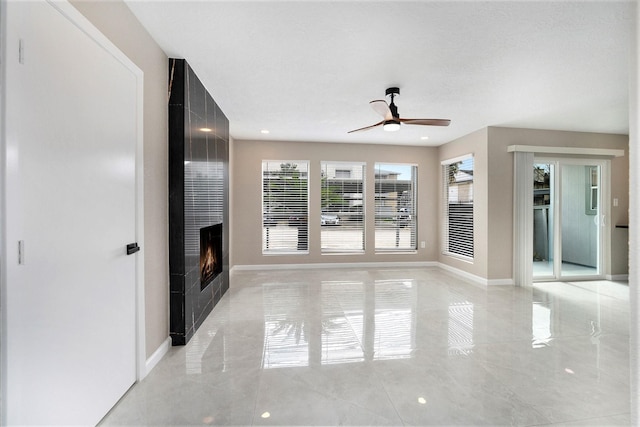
[0,0,146,423]
[510,145,622,286]
[533,157,611,282]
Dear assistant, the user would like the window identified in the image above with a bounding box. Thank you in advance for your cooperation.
[442,155,474,259]
[262,161,309,254]
[375,163,417,251]
[320,162,365,252]
[585,165,598,215]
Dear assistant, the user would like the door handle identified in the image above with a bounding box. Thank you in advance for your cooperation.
[126,242,140,255]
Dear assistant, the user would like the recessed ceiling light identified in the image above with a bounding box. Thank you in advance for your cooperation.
[420,136,429,140]
[199,127,212,132]
[261,129,270,134]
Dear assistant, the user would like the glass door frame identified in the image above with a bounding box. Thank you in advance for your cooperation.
[533,157,610,282]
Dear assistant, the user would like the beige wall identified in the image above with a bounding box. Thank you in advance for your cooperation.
[487,127,629,279]
[236,129,629,279]
[438,128,490,279]
[231,140,440,266]
[486,129,515,280]
[71,0,169,357]
[437,127,629,282]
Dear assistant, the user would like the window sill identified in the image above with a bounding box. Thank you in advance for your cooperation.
[263,251,310,256]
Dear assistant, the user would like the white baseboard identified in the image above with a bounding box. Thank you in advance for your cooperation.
[437,262,513,286]
[143,337,171,378]
[231,261,513,286]
[606,274,629,281]
[231,261,438,273]
[437,262,487,286]
[487,278,515,286]
[231,262,628,286]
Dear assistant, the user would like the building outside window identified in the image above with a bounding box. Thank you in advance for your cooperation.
[320,162,365,253]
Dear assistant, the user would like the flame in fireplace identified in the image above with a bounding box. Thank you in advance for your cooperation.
[201,245,217,281]
[200,223,223,290]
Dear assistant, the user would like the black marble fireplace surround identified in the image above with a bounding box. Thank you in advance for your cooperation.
[169,58,229,346]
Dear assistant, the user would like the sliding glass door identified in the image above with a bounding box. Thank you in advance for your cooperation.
[532,162,554,277]
[533,159,607,280]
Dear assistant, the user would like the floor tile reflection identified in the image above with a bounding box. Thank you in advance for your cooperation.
[101,268,630,426]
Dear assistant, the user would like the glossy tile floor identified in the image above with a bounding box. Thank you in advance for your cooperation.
[102,267,630,426]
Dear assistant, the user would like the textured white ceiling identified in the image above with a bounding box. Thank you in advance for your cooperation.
[124,1,633,146]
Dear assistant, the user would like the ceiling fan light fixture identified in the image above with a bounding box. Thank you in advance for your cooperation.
[348,87,451,134]
[383,120,400,132]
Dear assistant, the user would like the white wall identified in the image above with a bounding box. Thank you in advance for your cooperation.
[438,128,490,280]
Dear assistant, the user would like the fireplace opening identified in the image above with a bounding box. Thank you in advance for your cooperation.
[200,223,223,290]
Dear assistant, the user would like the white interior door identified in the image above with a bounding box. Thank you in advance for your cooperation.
[3,1,140,424]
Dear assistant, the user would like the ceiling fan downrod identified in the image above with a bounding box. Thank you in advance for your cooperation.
[386,87,400,119]
[385,87,401,131]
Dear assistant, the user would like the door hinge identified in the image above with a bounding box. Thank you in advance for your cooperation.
[18,39,24,64]
[18,240,25,265]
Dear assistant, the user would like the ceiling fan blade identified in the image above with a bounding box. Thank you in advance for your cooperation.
[370,100,393,120]
[347,120,384,133]
[400,118,451,127]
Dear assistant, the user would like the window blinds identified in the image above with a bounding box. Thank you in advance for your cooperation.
[262,161,309,253]
[374,164,417,251]
[442,155,474,259]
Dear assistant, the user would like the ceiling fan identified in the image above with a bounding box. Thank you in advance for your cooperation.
[348,87,451,133]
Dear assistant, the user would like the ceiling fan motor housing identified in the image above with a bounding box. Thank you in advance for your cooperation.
[385,87,400,97]
[386,87,400,119]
